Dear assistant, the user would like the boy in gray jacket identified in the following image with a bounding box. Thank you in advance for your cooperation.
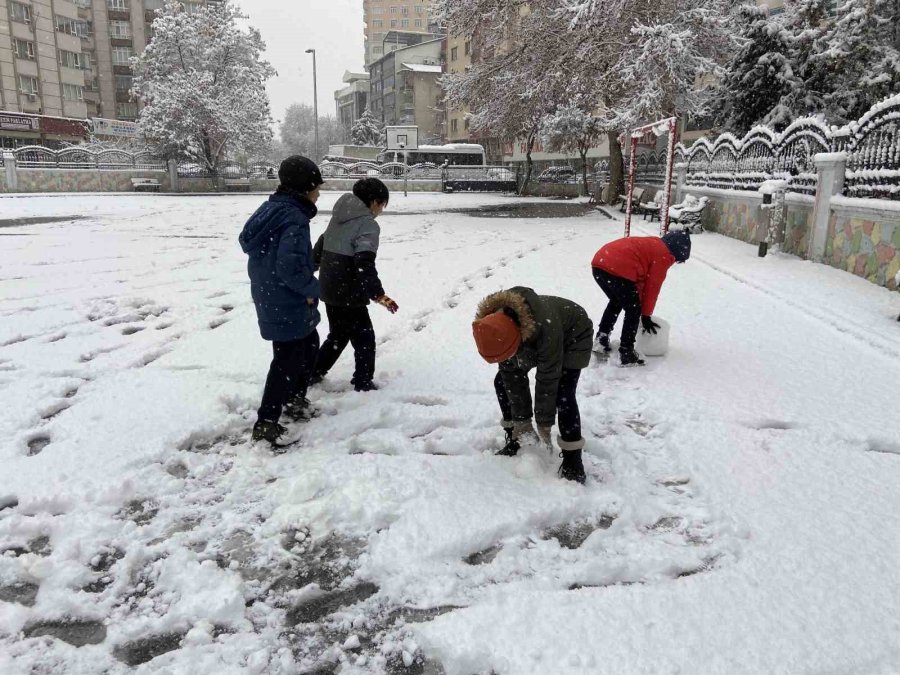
[312,178,398,391]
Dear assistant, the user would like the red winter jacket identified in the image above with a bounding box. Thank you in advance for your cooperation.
[591,237,676,316]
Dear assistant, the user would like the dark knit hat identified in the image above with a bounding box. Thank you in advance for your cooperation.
[278,155,324,193]
[661,230,692,263]
[472,311,522,364]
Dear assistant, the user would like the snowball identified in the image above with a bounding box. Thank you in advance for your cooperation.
[636,317,671,357]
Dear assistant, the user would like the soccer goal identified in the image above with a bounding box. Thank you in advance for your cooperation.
[623,116,678,238]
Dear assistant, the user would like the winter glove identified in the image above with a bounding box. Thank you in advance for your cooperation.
[641,315,661,335]
[537,425,553,450]
[375,295,399,314]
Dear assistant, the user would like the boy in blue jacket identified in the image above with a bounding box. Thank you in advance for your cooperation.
[239,156,323,446]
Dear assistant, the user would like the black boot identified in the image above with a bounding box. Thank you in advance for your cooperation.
[353,380,379,392]
[594,332,612,353]
[557,439,586,484]
[619,349,645,367]
[496,427,521,457]
[252,420,289,445]
[283,396,319,423]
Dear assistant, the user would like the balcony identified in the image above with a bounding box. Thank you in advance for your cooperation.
[107,10,131,21]
[110,37,133,47]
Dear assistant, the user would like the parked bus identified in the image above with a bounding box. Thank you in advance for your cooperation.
[377,143,486,166]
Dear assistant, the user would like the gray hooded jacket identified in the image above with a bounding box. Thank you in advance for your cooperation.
[313,193,385,307]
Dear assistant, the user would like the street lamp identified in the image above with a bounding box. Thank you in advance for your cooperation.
[305,48,319,162]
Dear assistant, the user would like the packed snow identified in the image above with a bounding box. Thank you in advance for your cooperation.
[1,192,899,674]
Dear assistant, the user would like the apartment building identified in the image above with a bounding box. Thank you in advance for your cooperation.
[368,37,444,143]
[335,70,369,135]
[0,0,210,147]
[363,0,436,66]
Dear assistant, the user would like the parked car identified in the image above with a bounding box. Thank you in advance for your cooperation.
[537,166,577,183]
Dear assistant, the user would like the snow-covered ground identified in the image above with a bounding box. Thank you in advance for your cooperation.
[1,192,899,674]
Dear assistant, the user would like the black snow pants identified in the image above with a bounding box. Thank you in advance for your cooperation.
[258,331,320,423]
[494,369,582,443]
[314,305,376,386]
[593,268,642,352]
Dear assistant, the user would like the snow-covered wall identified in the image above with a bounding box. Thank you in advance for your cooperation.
[3,169,172,194]
[682,185,899,290]
[826,203,900,289]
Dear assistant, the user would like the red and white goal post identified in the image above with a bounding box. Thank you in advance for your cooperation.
[623,116,679,238]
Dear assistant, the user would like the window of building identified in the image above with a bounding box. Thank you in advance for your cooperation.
[414,19,422,27]
[373,46,383,54]
[115,74,133,91]
[18,75,39,94]
[415,4,425,13]
[184,2,204,14]
[59,49,91,70]
[390,5,398,13]
[63,83,84,101]
[465,40,471,55]
[390,19,397,27]
[112,46,134,65]
[451,119,458,132]
[400,6,408,14]
[400,18,408,27]
[116,102,138,119]
[108,0,128,10]
[464,118,470,130]
[14,39,36,61]
[110,20,132,38]
[74,0,92,7]
[451,46,458,61]
[10,2,32,23]
[373,6,384,13]
[372,19,383,27]
[58,16,92,36]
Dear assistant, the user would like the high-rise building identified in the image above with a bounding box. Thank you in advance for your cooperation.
[0,0,213,147]
[368,36,444,143]
[363,0,437,67]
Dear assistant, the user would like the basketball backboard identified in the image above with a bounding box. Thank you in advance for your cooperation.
[385,126,419,151]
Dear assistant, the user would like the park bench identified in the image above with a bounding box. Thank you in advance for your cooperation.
[224,178,251,192]
[669,195,709,233]
[621,187,651,213]
[131,177,161,193]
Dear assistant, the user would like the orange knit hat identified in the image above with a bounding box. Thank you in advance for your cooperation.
[472,311,522,363]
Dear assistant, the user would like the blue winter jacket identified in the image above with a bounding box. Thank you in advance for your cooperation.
[239,191,321,342]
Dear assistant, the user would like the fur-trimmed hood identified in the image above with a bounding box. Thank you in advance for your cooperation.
[475,288,538,341]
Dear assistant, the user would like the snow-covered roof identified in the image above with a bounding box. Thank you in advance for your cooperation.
[402,63,442,74]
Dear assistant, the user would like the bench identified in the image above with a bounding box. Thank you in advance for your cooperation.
[669,196,709,233]
[131,177,161,193]
[224,178,251,192]
[620,187,646,213]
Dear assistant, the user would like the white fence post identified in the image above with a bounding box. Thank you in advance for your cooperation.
[809,152,847,261]
[4,153,17,192]
[674,163,686,205]
[168,159,178,193]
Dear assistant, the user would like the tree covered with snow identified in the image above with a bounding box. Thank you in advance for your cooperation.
[279,104,344,160]
[132,0,275,172]
[540,103,605,193]
[436,0,738,198]
[714,0,900,130]
[350,108,384,147]
[805,0,900,124]
[713,4,798,133]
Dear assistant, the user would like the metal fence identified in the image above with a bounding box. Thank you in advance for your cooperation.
[12,146,166,171]
[675,92,900,200]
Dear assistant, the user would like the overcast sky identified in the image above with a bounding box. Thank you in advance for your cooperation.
[233,0,366,128]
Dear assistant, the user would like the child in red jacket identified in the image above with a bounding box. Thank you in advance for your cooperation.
[591,231,691,366]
